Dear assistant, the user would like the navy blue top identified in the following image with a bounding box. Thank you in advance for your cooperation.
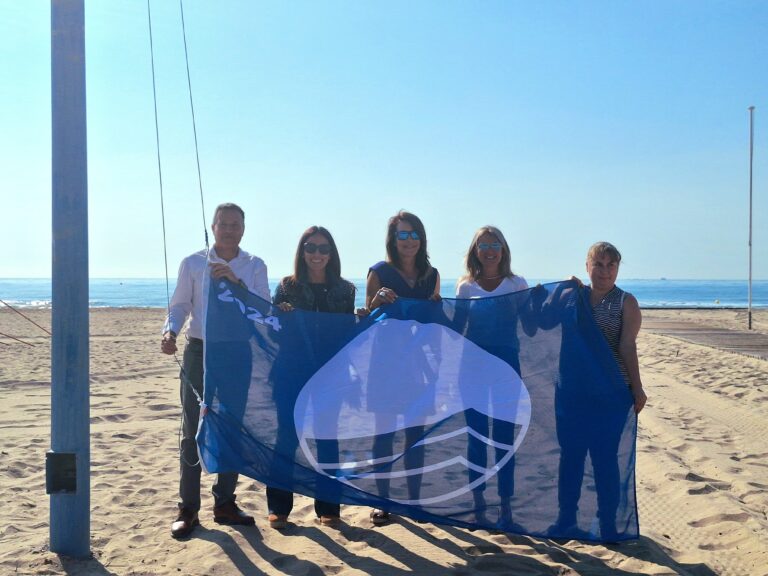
[369,261,438,299]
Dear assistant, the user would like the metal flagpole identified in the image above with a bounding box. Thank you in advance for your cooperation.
[49,0,90,557]
[748,106,755,331]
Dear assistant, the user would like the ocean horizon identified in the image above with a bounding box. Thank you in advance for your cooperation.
[2,278,767,310]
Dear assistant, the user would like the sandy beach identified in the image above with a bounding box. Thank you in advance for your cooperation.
[1,307,766,576]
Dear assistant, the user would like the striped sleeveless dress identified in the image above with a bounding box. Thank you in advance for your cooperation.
[587,285,629,381]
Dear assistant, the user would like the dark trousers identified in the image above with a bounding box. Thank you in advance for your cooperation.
[266,435,341,516]
[555,393,623,537]
[460,345,521,502]
[267,395,341,517]
[465,410,515,499]
[266,486,341,518]
[179,338,238,511]
[372,425,425,505]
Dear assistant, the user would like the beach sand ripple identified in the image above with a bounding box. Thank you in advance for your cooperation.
[1,308,766,575]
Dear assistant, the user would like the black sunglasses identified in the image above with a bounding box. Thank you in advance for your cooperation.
[304,242,332,255]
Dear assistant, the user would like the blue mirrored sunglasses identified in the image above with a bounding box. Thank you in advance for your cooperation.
[477,242,502,251]
[304,242,331,255]
[396,230,420,241]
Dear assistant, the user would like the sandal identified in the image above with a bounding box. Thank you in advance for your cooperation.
[268,513,289,529]
[370,509,390,526]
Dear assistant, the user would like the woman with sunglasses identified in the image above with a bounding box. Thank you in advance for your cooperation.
[267,225,356,529]
[365,210,440,526]
[456,225,528,298]
[367,210,440,308]
[455,225,528,525]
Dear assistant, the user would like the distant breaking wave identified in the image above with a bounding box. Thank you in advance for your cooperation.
[1,278,768,309]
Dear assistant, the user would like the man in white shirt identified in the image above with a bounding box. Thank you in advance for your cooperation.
[161,203,269,538]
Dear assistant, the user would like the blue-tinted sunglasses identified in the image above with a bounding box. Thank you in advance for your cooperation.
[396,230,420,241]
[304,242,331,255]
[477,242,502,251]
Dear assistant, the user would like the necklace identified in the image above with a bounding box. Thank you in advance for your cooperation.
[591,286,616,308]
[481,274,502,280]
[397,267,418,287]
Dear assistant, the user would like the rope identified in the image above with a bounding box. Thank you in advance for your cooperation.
[146,0,172,314]
[0,299,52,336]
[147,0,206,467]
[147,0,189,388]
[0,331,35,347]
[179,0,209,250]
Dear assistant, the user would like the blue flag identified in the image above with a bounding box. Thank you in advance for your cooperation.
[198,279,638,541]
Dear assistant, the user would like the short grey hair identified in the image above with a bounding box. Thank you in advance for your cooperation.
[211,202,245,225]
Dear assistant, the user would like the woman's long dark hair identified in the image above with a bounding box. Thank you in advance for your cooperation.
[290,225,342,284]
[385,210,432,282]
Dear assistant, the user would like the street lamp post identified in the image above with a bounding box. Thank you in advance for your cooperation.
[49,0,90,557]
[748,106,755,330]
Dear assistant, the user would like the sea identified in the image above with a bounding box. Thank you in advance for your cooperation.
[1,278,767,310]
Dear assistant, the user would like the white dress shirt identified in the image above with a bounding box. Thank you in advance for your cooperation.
[163,246,269,340]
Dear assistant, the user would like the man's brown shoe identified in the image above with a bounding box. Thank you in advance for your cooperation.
[171,507,199,539]
[213,501,255,526]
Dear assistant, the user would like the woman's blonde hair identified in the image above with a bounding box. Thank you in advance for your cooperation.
[461,225,515,282]
[586,241,622,264]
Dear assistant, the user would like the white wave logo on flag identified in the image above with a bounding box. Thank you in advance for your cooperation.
[295,317,532,505]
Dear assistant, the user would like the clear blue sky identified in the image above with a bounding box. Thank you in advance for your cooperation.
[2,1,766,281]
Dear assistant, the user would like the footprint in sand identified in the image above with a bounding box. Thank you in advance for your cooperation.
[677,471,732,490]
[698,535,753,552]
[688,485,717,495]
[688,512,750,527]
[145,403,176,412]
[464,544,504,556]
